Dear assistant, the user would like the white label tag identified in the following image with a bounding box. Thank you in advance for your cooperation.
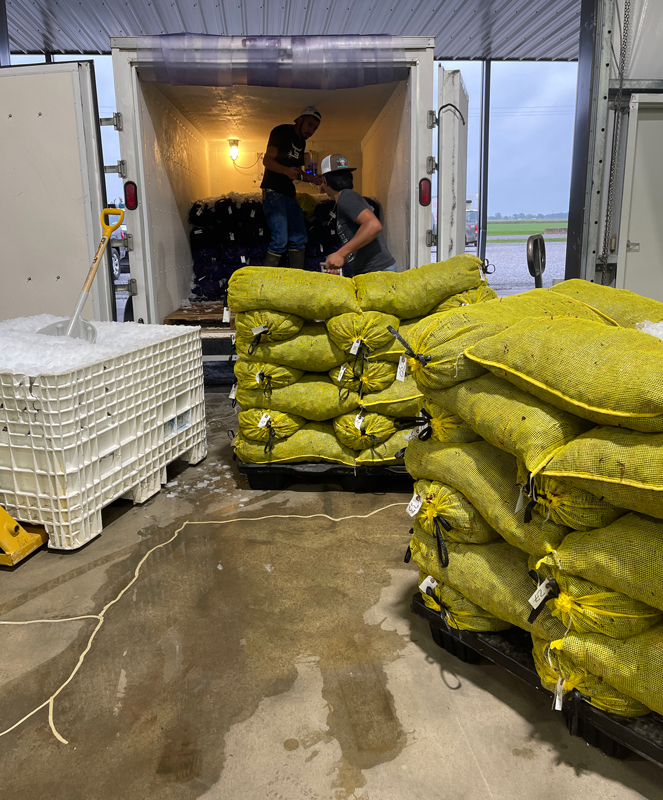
[554,676,564,711]
[258,413,270,428]
[406,493,423,517]
[250,209,256,218]
[251,324,269,336]
[259,228,264,236]
[255,370,263,384]
[515,484,525,513]
[396,355,407,382]
[405,425,422,442]
[528,579,552,610]
[231,333,236,346]
[241,256,247,264]
[354,413,364,430]
[350,338,361,355]
[229,232,235,241]
[338,365,347,381]
[229,383,237,400]
[419,575,438,594]
[223,307,231,323]
[194,229,202,235]
[228,205,233,214]
[196,206,203,216]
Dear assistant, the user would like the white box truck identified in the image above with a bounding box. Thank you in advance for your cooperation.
[0,36,468,325]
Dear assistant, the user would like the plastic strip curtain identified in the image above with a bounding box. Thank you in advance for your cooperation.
[136,34,408,88]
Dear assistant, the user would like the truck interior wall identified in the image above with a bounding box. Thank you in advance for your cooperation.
[361,81,411,271]
[139,82,211,319]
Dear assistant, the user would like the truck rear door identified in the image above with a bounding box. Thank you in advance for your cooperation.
[0,61,113,322]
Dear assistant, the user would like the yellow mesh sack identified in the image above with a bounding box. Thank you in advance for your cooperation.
[238,408,306,443]
[234,309,304,344]
[333,412,396,451]
[466,316,663,432]
[418,570,512,632]
[414,480,499,543]
[427,373,594,475]
[233,423,356,466]
[515,458,624,531]
[403,290,613,393]
[329,360,397,397]
[409,533,567,641]
[551,625,663,716]
[542,427,663,519]
[356,428,410,465]
[433,281,498,313]
[368,317,425,363]
[236,374,359,421]
[326,311,399,354]
[530,557,663,639]
[228,266,360,318]
[295,193,318,219]
[421,399,481,444]
[550,279,663,328]
[405,437,569,557]
[360,374,423,417]
[532,637,650,717]
[354,254,483,318]
[234,360,303,394]
[536,512,663,611]
[236,323,345,372]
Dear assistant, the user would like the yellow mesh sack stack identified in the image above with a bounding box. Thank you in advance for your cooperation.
[234,309,304,343]
[329,360,397,398]
[433,281,498,313]
[551,625,663,716]
[413,479,499,544]
[465,316,663,432]
[354,254,484,318]
[418,571,512,632]
[535,512,663,610]
[359,374,423,417]
[428,373,594,475]
[529,557,663,639]
[236,374,359,421]
[550,278,663,328]
[419,399,481,444]
[234,424,356,466]
[238,409,306,444]
[333,412,396,451]
[236,323,346,372]
[234,361,304,395]
[326,311,399,355]
[228,266,360,317]
[405,437,569,557]
[401,290,614,393]
[531,637,650,717]
[356,429,411,465]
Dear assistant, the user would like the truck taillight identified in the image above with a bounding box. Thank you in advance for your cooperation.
[419,178,431,207]
[124,181,138,210]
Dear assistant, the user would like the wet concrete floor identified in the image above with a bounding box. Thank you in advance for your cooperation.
[0,393,661,799]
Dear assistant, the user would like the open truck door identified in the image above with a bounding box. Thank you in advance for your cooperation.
[0,61,114,323]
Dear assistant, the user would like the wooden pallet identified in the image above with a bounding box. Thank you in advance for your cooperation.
[163,302,235,329]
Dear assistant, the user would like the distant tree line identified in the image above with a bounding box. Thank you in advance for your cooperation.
[488,212,569,220]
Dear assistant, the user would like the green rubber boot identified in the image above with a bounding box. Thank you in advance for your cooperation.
[263,251,283,267]
[288,249,306,270]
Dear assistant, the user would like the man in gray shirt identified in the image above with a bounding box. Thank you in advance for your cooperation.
[320,154,398,275]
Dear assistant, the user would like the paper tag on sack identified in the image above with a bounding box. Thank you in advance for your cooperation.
[240,256,246,264]
[419,575,438,595]
[406,493,423,517]
[528,579,553,610]
[196,206,203,216]
[258,413,270,429]
[229,232,235,241]
[354,413,364,430]
[396,355,407,382]
[228,205,233,214]
[229,383,237,400]
[350,339,361,355]
[515,484,526,513]
[251,324,269,336]
[554,676,564,711]
[223,307,231,323]
[255,370,264,385]
[405,425,423,442]
[250,209,256,218]
[338,365,347,381]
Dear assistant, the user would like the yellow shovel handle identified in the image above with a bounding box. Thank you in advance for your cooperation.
[82,208,126,293]
[102,207,125,236]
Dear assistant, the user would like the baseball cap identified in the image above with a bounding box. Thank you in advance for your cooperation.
[320,153,357,174]
[296,106,322,123]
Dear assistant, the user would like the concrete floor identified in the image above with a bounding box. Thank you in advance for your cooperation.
[0,393,661,799]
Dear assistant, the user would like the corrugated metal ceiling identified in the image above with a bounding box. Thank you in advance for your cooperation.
[7,0,581,61]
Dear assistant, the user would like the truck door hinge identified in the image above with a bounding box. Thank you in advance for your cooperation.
[124,233,133,252]
[104,160,127,178]
[100,112,123,131]
[426,230,437,248]
[427,110,438,129]
[115,278,138,297]
[426,156,437,175]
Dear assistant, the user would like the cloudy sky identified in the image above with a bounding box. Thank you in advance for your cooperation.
[13,54,578,217]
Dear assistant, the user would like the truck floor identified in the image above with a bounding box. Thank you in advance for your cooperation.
[0,393,659,799]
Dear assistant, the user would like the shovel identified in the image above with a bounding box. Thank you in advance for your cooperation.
[38,207,125,343]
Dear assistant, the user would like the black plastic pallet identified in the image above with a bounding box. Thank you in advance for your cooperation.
[411,592,663,767]
[236,460,412,492]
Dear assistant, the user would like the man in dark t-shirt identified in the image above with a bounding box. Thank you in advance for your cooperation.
[260,107,323,268]
[319,154,398,275]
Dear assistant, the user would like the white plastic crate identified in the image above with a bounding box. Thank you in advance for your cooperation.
[0,323,207,549]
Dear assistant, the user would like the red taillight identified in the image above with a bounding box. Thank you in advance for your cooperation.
[474,225,478,233]
[124,181,138,210]
[419,178,431,207]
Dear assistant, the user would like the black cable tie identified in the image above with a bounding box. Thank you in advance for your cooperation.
[436,516,452,532]
[263,423,276,454]
[418,425,433,441]
[439,102,466,126]
[395,447,406,460]
[248,332,262,356]
[264,374,273,399]
[386,325,430,366]
[433,518,450,568]
[404,545,412,564]
[527,579,560,623]
[227,429,236,441]
[524,498,536,524]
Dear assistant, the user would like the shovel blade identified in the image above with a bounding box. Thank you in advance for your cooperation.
[37,318,97,343]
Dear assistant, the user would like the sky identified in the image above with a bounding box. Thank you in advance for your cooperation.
[12,54,578,217]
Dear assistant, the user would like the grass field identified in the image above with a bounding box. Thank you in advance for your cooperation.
[486,220,568,236]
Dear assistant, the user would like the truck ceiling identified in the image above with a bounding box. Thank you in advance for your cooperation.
[6,0,580,62]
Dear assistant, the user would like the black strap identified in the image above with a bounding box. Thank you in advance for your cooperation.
[433,518,449,568]
[394,447,406,460]
[227,429,236,441]
[362,429,386,454]
[263,423,276,453]
[248,332,263,356]
[263,373,273,398]
[527,578,560,623]
[386,325,430,366]
[404,545,412,564]
[524,498,536,524]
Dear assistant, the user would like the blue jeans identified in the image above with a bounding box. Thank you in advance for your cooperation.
[262,190,308,255]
